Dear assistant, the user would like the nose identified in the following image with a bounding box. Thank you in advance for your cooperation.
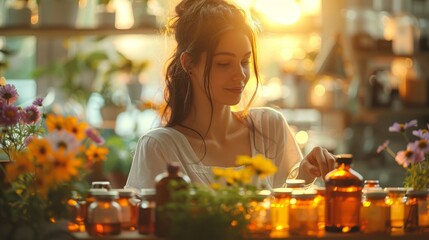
[234,64,247,82]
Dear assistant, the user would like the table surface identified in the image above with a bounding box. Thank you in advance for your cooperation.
[72,230,429,240]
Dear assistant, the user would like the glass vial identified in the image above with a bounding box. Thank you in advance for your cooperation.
[313,187,326,231]
[360,190,391,233]
[385,187,407,230]
[404,190,429,232]
[289,189,318,236]
[270,188,292,237]
[86,190,122,236]
[155,162,190,237]
[115,189,138,231]
[325,154,363,233]
[138,188,156,235]
[248,190,272,236]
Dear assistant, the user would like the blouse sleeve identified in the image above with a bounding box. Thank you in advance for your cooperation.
[124,135,169,190]
[270,109,303,187]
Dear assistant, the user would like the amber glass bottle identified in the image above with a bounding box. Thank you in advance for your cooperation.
[325,154,363,233]
[155,162,190,237]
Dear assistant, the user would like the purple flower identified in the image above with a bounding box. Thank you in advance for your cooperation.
[413,139,429,154]
[21,105,41,124]
[32,97,44,107]
[389,120,418,132]
[395,143,425,167]
[377,140,390,153]
[413,129,429,141]
[0,84,19,104]
[0,104,19,126]
[85,127,105,145]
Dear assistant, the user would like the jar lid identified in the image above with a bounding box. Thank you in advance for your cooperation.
[285,179,305,188]
[292,189,317,199]
[335,154,353,164]
[116,189,136,197]
[137,188,156,199]
[406,189,429,197]
[383,187,407,194]
[272,188,293,197]
[88,188,108,196]
[310,186,325,195]
[365,190,387,199]
[93,190,119,200]
[91,181,112,190]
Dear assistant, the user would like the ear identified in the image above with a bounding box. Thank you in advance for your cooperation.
[180,52,192,73]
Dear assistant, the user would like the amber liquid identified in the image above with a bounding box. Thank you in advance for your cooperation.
[86,223,121,236]
[138,207,155,234]
[325,166,363,233]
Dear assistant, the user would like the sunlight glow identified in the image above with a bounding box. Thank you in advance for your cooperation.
[254,0,301,25]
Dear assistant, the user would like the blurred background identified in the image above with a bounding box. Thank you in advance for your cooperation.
[1,0,428,188]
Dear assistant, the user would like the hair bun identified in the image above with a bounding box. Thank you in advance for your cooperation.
[175,0,224,17]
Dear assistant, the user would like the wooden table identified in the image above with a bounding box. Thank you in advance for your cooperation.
[73,230,429,240]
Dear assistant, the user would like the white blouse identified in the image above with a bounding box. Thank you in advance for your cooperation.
[125,107,303,190]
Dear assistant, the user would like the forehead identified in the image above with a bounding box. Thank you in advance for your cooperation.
[214,31,251,55]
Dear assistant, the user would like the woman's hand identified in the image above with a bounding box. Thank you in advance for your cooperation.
[297,146,336,183]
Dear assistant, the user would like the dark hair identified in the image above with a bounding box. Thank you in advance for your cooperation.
[162,0,260,128]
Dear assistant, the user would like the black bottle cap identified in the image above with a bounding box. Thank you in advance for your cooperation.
[335,154,353,164]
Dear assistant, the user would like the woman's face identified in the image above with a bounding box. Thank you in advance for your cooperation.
[192,31,252,106]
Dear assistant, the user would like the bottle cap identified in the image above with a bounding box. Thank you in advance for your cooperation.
[365,190,388,199]
[335,154,353,164]
[167,162,180,174]
[285,179,305,188]
[272,188,293,198]
[116,189,136,198]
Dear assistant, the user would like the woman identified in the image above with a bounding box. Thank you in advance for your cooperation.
[125,0,336,190]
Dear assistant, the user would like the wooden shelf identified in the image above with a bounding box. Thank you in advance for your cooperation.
[0,26,162,37]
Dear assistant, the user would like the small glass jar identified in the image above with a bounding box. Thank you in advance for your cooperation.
[86,190,122,236]
[404,189,429,232]
[284,179,305,189]
[384,187,407,231]
[363,179,382,198]
[360,190,391,233]
[138,188,156,235]
[82,188,109,227]
[91,181,112,190]
[270,188,292,237]
[312,187,325,231]
[115,189,139,231]
[289,189,318,236]
[248,190,272,236]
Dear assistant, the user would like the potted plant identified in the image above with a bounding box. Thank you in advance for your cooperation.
[37,0,79,27]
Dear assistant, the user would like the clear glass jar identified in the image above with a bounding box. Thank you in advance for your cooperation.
[289,189,318,236]
[384,187,407,230]
[138,188,156,235]
[360,190,390,233]
[115,189,139,231]
[270,188,292,237]
[325,154,363,233]
[404,190,429,232]
[86,190,122,236]
[248,190,272,236]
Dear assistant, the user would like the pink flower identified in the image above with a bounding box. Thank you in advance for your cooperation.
[0,104,19,126]
[46,130,80,153]
[85,128,105,145]
[389,120,417,132]
[21,105,41,124]
[395,143,425,167]
[32,97,44,107]
[377,140,390,153]
[413,139,429,154]
[0,84,19,104]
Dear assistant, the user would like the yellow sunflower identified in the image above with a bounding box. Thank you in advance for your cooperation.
[250,155,278,179]
[27,138,53,164]
[46,114,65,132]
[64,116,88,141]
[50,150,82,183]
[5,151,35,182]
[85,144,109,163]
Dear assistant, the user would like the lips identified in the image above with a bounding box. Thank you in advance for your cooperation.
[225,87,243,94]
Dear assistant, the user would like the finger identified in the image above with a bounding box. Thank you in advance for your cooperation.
[311,147,329,179]
[322,149,336,173]
[300,159,321,177]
